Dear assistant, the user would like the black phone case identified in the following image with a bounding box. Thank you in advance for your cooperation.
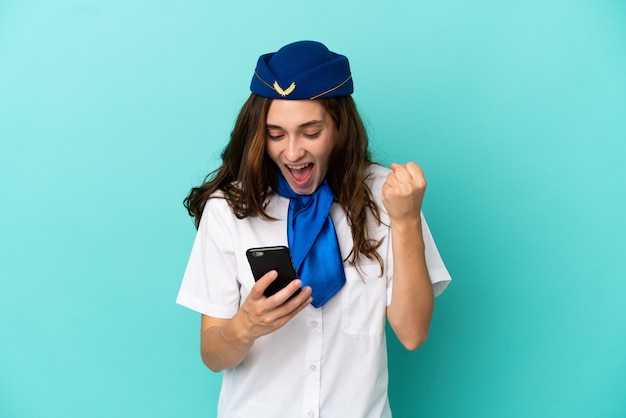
[246,246,301,299]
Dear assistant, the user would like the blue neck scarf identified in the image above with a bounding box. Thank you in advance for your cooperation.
[276,173,346,308]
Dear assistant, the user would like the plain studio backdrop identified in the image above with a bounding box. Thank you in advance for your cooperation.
[1,1,625,417]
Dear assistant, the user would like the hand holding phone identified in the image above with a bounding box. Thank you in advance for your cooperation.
[246,246,301,299]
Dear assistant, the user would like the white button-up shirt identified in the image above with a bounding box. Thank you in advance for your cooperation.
[177,165,451,418]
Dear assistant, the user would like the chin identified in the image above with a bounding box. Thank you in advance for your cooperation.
[289,179,320,195]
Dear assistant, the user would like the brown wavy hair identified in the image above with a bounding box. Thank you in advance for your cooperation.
[184,93,384,268]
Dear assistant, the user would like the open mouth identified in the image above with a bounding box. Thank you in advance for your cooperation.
[286,163,314,187]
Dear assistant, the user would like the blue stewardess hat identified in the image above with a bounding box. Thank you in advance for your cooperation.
[250,40,354,100]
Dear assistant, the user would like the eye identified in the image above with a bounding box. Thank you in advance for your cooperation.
[304,131,321,139]
[267,132,284,140]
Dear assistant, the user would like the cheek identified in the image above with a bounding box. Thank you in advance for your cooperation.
[319,139,336,167]
[265,141,279,163]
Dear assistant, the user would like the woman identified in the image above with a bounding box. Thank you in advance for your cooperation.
[177,40,451,418]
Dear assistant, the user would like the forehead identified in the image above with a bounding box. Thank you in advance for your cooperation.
[266,99,328,127]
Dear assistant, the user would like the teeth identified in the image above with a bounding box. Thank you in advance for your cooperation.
[287,163,311,170]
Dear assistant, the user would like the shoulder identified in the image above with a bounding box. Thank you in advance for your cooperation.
[364,163,390,179]
[363,163,390,192]
[198,190,234,226]
[200,188,283,225]
[362,164,391,221]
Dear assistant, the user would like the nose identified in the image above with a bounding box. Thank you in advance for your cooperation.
[284,137,305,162]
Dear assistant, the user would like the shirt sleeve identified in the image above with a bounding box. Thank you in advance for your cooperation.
[386,212,452,303]
[420,213,452,297]
[176,197,242,318]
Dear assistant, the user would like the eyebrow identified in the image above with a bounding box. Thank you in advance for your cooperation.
[266,120,325,130]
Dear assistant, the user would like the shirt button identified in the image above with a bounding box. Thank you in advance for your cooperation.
[310,364,317,371]
[308,412,315,417]
[311,320,318,327]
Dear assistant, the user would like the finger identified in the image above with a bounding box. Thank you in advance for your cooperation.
[259,285,311,328]
[276,285,312,313]
[272,286,313,323]
[389,162,426,188]
[285,290,314,318]
[404,162,426,184]
[393,162,422,180]
[249,270,279,300]
[384,167,402,189]
[388,163,411,184]
[268,278,304,306]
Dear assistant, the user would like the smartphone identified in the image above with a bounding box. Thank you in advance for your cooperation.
[246,246,301,299]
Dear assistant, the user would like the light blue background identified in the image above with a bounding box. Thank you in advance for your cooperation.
[1,1,625,417]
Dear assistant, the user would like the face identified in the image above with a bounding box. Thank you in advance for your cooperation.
[265,99,337,195]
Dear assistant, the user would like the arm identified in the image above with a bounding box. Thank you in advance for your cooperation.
[383,162,435,351]
[200,271,312,372]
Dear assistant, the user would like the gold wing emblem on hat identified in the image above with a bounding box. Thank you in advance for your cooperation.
[273,81,296,97]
